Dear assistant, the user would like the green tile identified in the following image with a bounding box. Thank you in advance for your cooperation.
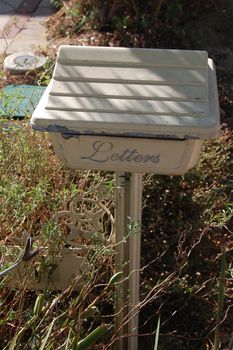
[0,84,46,118]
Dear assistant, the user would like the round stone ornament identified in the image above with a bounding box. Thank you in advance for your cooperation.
[3,52,47,74]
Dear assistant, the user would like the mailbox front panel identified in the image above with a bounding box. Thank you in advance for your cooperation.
[50,134,202,175]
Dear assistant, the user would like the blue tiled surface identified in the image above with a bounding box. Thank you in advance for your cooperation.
[0,84,46,118]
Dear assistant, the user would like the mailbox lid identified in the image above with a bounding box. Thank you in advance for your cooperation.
[31,46,220,140]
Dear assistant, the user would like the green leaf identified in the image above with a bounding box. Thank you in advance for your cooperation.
[33,293,44,316]
[108,271,123,286]
[76,324,111,350]
[82,306,98,319]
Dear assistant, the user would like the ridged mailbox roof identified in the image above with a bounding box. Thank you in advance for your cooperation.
[31,46,220,139]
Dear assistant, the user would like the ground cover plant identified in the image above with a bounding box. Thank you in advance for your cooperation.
[0,0,233,349]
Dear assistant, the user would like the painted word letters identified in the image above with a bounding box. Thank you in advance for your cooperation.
[81,140,160,164]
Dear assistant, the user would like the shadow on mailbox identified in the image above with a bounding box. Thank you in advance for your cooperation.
[31,46,219,175]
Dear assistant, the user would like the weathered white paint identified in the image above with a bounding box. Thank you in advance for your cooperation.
[50,81,208,101]
[53,64,207,84]
[31,46,219,140]
[56,46,208,66]
[50,134,202,175]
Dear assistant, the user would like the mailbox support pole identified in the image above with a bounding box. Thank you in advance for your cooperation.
[115,172,143,350]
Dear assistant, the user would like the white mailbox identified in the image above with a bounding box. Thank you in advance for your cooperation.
[30,46,220,350]
[31,46,220,175]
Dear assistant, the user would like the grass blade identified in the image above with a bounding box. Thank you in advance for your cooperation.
[8,334,18,350]
[153,314,161,350]
[39,318,55,350]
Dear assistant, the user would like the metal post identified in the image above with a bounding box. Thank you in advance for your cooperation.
[115,172,127,350]
[128,173,143,350]
[115,172,143,350]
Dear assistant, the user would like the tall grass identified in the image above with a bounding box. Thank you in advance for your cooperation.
[0,122,232,349]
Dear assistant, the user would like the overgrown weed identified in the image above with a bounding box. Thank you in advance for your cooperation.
[140,127,232,349]
[0,121,232,348]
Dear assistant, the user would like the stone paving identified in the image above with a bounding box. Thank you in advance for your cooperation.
[0,0,54,55]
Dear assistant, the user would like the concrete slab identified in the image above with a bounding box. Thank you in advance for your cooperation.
[0,14,14,29]
[1,14,31,39]
[0,38,12,55]
[19,17,46,31]
[0,0,52,55]
[7,36,48,54]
